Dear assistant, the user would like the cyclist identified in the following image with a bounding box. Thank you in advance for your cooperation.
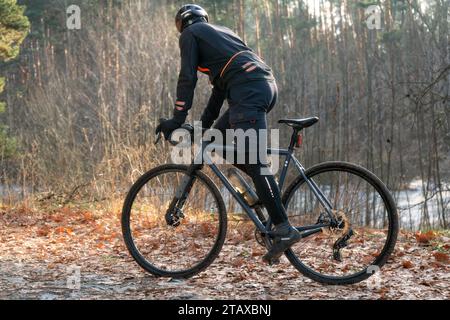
[156,4,301,264]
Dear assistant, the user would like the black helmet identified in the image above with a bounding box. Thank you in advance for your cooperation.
[175,4,209,33]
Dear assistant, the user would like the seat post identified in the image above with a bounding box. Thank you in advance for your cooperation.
[288,128,300,152]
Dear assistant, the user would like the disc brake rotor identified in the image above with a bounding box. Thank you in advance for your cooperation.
[165,207,185,227]
[321,210,349,236]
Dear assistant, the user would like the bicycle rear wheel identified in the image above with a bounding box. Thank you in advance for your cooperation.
[282,161,398,285]
[121,164,227,278]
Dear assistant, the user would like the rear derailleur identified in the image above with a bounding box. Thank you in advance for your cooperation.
[318,210,355,262]
[333,229,354,262]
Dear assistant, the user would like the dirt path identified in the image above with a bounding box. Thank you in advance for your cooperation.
[0,203,448,300]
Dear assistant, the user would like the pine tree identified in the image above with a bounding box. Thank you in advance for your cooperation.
[0,0,30,157]
[0,0,29,61]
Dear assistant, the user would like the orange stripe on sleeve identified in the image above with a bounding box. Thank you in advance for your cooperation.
[197,66,210,73]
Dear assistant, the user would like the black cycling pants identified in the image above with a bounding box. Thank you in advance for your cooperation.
[213,80,288,225]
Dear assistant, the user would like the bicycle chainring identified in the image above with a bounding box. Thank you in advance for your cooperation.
[255,229,265,247]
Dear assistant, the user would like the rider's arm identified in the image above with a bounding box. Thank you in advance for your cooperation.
[173,29,199,123]
[200,86,226,129]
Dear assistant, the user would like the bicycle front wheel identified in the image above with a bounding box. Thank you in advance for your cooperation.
[282,161,398,285]
[121,164,227,278]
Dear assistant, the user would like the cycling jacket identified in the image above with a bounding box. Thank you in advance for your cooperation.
[173,21,275,126]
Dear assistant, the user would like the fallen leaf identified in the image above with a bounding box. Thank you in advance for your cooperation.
[83,211,95,222]
[54,226,73,235]
[402,260,414,269]
[414,231,436,245]
[37,226,50,237]
[231,258,245,268]
[371,251,381,257]
[251,249,263,257]
[433,252,449,264]
[50,215,64,223]
[396,250,405,257]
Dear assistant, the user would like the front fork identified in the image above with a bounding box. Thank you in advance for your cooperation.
[165,164,202,227]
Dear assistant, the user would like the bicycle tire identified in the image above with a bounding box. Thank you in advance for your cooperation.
[281,161,398,285]
[121,164,228,278]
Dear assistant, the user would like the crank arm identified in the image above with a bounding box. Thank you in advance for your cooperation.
[265,225,324,239]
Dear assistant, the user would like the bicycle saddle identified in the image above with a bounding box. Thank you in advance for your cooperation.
[278,117,319,130]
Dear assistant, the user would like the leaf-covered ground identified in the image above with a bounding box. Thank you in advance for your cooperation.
[0,201,448,300]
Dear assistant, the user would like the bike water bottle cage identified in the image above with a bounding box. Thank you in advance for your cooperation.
[227,167,259,207]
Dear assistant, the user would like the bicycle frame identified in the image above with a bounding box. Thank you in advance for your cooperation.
[175,138,337,239]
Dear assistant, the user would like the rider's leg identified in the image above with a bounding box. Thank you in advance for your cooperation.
[212,107,288,223]
[212,80,300,263]
[233,118,301,263]
[233,117,289,225]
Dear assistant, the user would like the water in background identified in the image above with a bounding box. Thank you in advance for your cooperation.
[394,180,449,230]
[0,184,28,202]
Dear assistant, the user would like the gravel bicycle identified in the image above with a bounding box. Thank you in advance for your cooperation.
[121,117,398,285]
